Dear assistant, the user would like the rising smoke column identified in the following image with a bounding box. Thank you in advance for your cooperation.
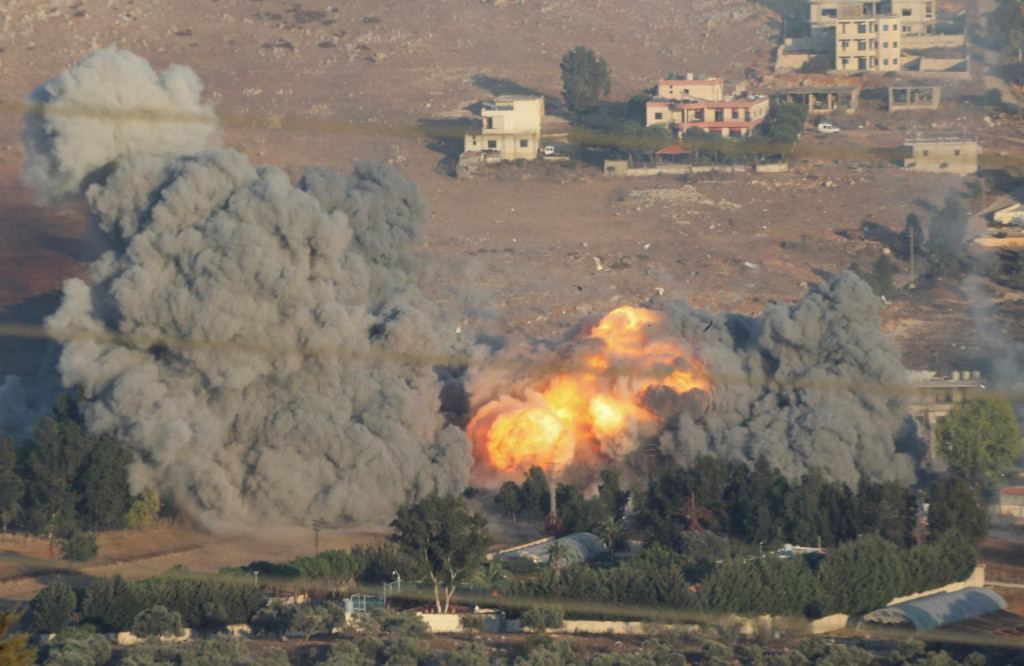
[23,48,472,527]
[468,273,918,487]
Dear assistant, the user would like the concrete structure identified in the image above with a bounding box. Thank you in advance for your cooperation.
[902,130,978,174]
[646,94,770,138]
[997,487,1024,518]
[907,370,985,460]
[889,84,941,110]
[808,0,934,38]
[493,532,606,566]
[775,85,860,114]
[835,15,903,71]
[656,74,725,102]
[463,95,544,161]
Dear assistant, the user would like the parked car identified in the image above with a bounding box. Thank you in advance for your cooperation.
[542,145,556,156]
[817,122,841,134]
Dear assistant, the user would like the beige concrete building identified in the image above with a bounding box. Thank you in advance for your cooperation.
[997,487,1024,519]
[656,75,725,102]
[463,95,544,161]
[908,370,985,461]
[808,0,933,38]
[889,84,941,111]
[775,85,860,114]
[836,15,903,71]
[903,131,978,174]
[646,95,770,138]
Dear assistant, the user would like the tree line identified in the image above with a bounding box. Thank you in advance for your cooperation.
[0,393,159,553]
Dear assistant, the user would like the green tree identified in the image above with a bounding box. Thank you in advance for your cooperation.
[519,466,551,521]
[31,580,77,634]
[390,494,490,613]
[0,428,23,537]
[817,533,907,614]
[61,532,98,561]
[288,605,323,640]
[125,486,161,529]
[78,437,132,530]
[560,46,612,115]
[82,575,144,632]
[44,635,111,666]
[936,396,1022,497]
[497,480,521,522]
[927,476,988,541]
[545,539,571,573]
[0,608,36,666]
[131,605,184,638]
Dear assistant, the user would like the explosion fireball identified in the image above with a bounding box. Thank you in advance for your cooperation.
[467,306,708,475]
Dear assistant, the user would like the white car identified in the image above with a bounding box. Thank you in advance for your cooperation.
[817,122,841,134]
[542,145,556,156]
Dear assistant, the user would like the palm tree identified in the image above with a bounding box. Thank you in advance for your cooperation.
[471,561,509,596]
[545,538,571,574]
[595,517,624,554]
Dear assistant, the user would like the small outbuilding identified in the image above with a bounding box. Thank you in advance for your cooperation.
[861,588,1007,631]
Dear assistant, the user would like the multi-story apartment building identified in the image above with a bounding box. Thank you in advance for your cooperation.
[835,15,902,71]
[808,0,933,38]
[463,95,544,160]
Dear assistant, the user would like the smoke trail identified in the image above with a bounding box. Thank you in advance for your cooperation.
[468,273,919,487]
[24,50,471,527]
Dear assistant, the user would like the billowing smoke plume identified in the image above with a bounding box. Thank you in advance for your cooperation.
[468,273,918,487]
[24,49,472,527]
[22,47,217,203]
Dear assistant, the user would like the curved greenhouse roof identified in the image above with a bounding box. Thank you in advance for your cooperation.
[495,532,606,565]
[862,588,1007,631]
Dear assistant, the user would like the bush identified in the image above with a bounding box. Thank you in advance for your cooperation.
[131,605,184,638]
[288,605,323,639]
[61,533,98,562]
[520,606,565,632]
[459,613,486,632]
[32,580,78,634]
[440,642,491,666]
[43,635,111,666]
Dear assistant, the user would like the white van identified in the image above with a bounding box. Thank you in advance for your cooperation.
[817,122,841,134]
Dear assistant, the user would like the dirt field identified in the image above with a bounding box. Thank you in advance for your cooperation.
[3,0,1024,608]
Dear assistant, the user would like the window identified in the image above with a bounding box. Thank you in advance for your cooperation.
[842,57,850,66]
[487,140,497,149]
[858,23,867,33]
[519,139,528,148]
[883,23,889,31]
[894,41,898,47]
[954,149,961,156]
[894,57,899,63]
[923,150,929,156]
[858,40,866,50]
[654,112,663,120]
[902,8,912,15]
[822,8,837,17]
[883,58,888,65]
[842,40,850,49]
[883,42,888,48]
[683,88,690,94]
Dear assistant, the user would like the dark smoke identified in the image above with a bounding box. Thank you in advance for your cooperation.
[656,273,916,485]
[23,49,472,528]
[468,273,918,487]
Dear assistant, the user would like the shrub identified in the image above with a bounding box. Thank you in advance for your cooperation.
[459,613,485,632]
[440,642,491,666]
[61,533,98,562]
[288,605,323,639]
[32,580,77,634]
[131,605,184,638]
[43,635,111,666]
[520,606,565,632]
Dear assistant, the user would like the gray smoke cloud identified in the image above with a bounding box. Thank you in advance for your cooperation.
[468,273,918,487]
[21,46,217,203]
[25,50,472,528]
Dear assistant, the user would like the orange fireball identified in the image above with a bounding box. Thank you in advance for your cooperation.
[468,306,708,475]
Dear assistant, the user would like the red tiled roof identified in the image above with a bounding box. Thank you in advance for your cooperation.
[1001,487,1024,496]
[655,144,692,155]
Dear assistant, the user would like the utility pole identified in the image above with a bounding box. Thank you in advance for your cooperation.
[548,463,558,524]
[909,226,916,285]
[311,518,325,555]
[47,511,56,560]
